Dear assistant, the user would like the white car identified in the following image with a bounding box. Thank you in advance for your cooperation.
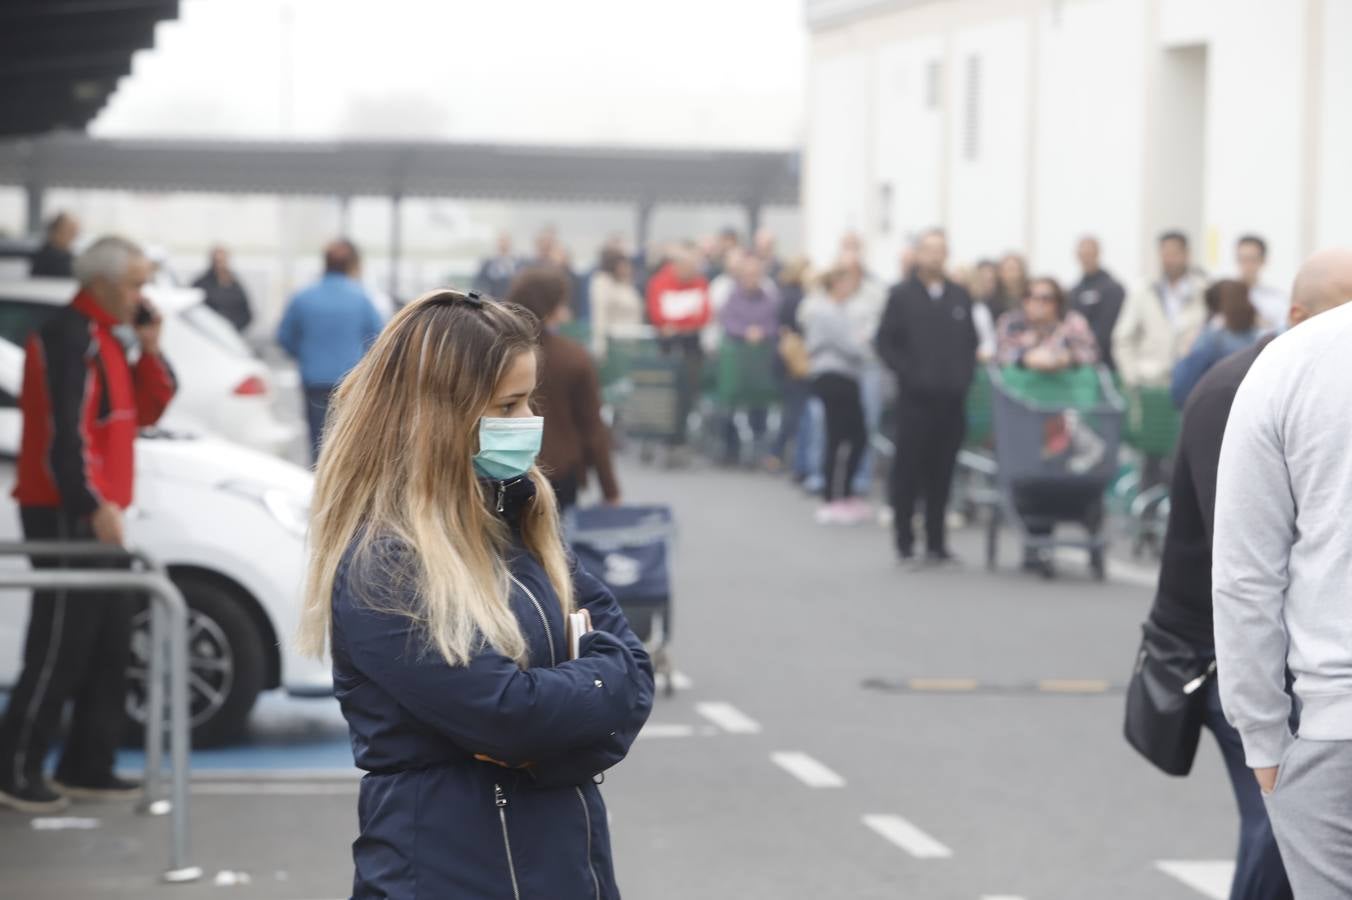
[0,279,298,456]
[0,333,329,746]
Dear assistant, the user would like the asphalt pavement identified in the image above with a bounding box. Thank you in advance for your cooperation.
[1,454,1244,899]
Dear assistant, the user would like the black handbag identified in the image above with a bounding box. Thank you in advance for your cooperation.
[1123,619,1216,776]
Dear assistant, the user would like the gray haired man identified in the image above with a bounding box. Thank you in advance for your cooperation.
[1214,247,1352,897]
[0,236,176,813]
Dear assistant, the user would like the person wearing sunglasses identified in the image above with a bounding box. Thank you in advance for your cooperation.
[994,277,1100,372]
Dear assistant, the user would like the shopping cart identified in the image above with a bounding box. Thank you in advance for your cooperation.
[570,504,677,696]
[1123,385,1182,558]
[985,365,1125,579]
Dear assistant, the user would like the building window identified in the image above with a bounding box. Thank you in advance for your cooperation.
[924,59,942,110]
[963,54,982,161]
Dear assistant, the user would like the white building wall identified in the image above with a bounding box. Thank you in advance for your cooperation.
[871,35,946,277]
[1202,0,1307,288]
[1032,0,1148,285]
[946,16,1030,269]
[804,53,875,266]
[1316,0,1352,250]
[804,0,1344,288]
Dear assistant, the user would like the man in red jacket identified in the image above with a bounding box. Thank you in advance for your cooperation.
[644,243,710,459]
[0,236,176,813]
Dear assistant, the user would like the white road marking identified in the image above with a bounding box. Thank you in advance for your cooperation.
[636,723,696,740]
[31,817,100,830]
[1155,860,1234,899]
[191,782,358,796]
[694,702,762,734]
[770,752,846,788]
[862,814,953,859]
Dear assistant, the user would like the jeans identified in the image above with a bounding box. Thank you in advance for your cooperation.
[889,391,966,555]
[1201,679,1292,900]
[851,365,884,495]
[305,384,335,465]
[800,398,825,491]
[722,408,769,465]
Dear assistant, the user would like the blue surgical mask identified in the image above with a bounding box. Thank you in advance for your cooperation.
[473,417,544,480]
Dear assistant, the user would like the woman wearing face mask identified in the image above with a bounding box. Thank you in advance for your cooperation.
[297,290,654,900]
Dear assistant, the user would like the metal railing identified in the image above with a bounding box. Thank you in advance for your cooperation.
[0,542,202,883]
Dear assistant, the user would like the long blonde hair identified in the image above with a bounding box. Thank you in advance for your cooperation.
[296,290,575,667]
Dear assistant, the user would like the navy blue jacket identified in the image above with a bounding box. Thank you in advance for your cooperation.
[331,536,655,899]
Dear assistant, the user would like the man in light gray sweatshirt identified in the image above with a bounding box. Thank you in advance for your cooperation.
[1214,247,1352,898]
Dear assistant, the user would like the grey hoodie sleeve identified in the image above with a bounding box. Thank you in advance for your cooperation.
[1212,352,1295,768]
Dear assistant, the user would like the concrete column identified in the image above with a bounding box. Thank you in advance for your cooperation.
[388,193,403,300]
[745,202,762,239]
[24,182,44,236]
[635,199,654,256]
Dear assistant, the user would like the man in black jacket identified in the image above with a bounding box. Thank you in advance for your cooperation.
[192,245,253,333]
[29,212,79,279]
[875,229,977,563]
[1067,236,1125,371]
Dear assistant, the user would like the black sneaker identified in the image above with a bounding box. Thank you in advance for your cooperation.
[53,774,141,801]
[0,779,71,814]
[924,548,962,567]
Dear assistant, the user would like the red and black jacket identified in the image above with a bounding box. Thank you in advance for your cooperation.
[12,291,177,515]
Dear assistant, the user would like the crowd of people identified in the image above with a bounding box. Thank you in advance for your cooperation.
[459,221,1289,568]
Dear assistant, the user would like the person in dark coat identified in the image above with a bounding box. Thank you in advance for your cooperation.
[192,245,253,333]
[508,267,621,511]
[1140,262,1352,900]
[296,289,653,900]
[875,229,978,564]
[1067,236,1126,371]
[473,231,520,300]
[29,212,80,278]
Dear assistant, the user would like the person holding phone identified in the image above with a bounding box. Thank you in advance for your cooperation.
[296,289,653,899]
[0,236,176,813]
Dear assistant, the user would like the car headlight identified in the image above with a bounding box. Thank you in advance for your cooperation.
[219,481,310,538]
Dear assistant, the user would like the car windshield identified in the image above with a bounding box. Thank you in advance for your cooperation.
[181,303,253,358]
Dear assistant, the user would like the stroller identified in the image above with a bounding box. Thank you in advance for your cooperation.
[985,364,1125,579]
[570,504,677,696]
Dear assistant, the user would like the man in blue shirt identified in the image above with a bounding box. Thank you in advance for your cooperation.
[277,239,383,463]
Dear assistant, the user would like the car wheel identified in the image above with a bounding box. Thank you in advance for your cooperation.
[123,575,268,748]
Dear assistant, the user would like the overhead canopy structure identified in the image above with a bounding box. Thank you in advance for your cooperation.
[0,135,800,295]
[0,0,180,138]
[0,135,799,208]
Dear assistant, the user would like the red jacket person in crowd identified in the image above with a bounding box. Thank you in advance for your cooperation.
[0,235,176,813]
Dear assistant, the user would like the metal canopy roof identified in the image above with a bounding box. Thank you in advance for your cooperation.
[0,0,180,138]
[0,135,800,207]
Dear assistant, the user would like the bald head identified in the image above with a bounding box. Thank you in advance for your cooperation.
[1288,247,1352,327]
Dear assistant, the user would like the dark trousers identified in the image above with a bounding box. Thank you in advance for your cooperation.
[659,335,703,447]
[772,377,809,466]
[1201,679,1292,900]
[305,384,335,464]
[0,508,135,791]
[552,472,580,512]
[813,373,866,502]
[890,390,966,554]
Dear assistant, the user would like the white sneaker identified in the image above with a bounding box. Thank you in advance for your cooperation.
[814,503,841,525]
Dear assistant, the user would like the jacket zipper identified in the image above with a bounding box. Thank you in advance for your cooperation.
[575,785,602,900]
[509,574,557,667]
[495,783,522,900]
